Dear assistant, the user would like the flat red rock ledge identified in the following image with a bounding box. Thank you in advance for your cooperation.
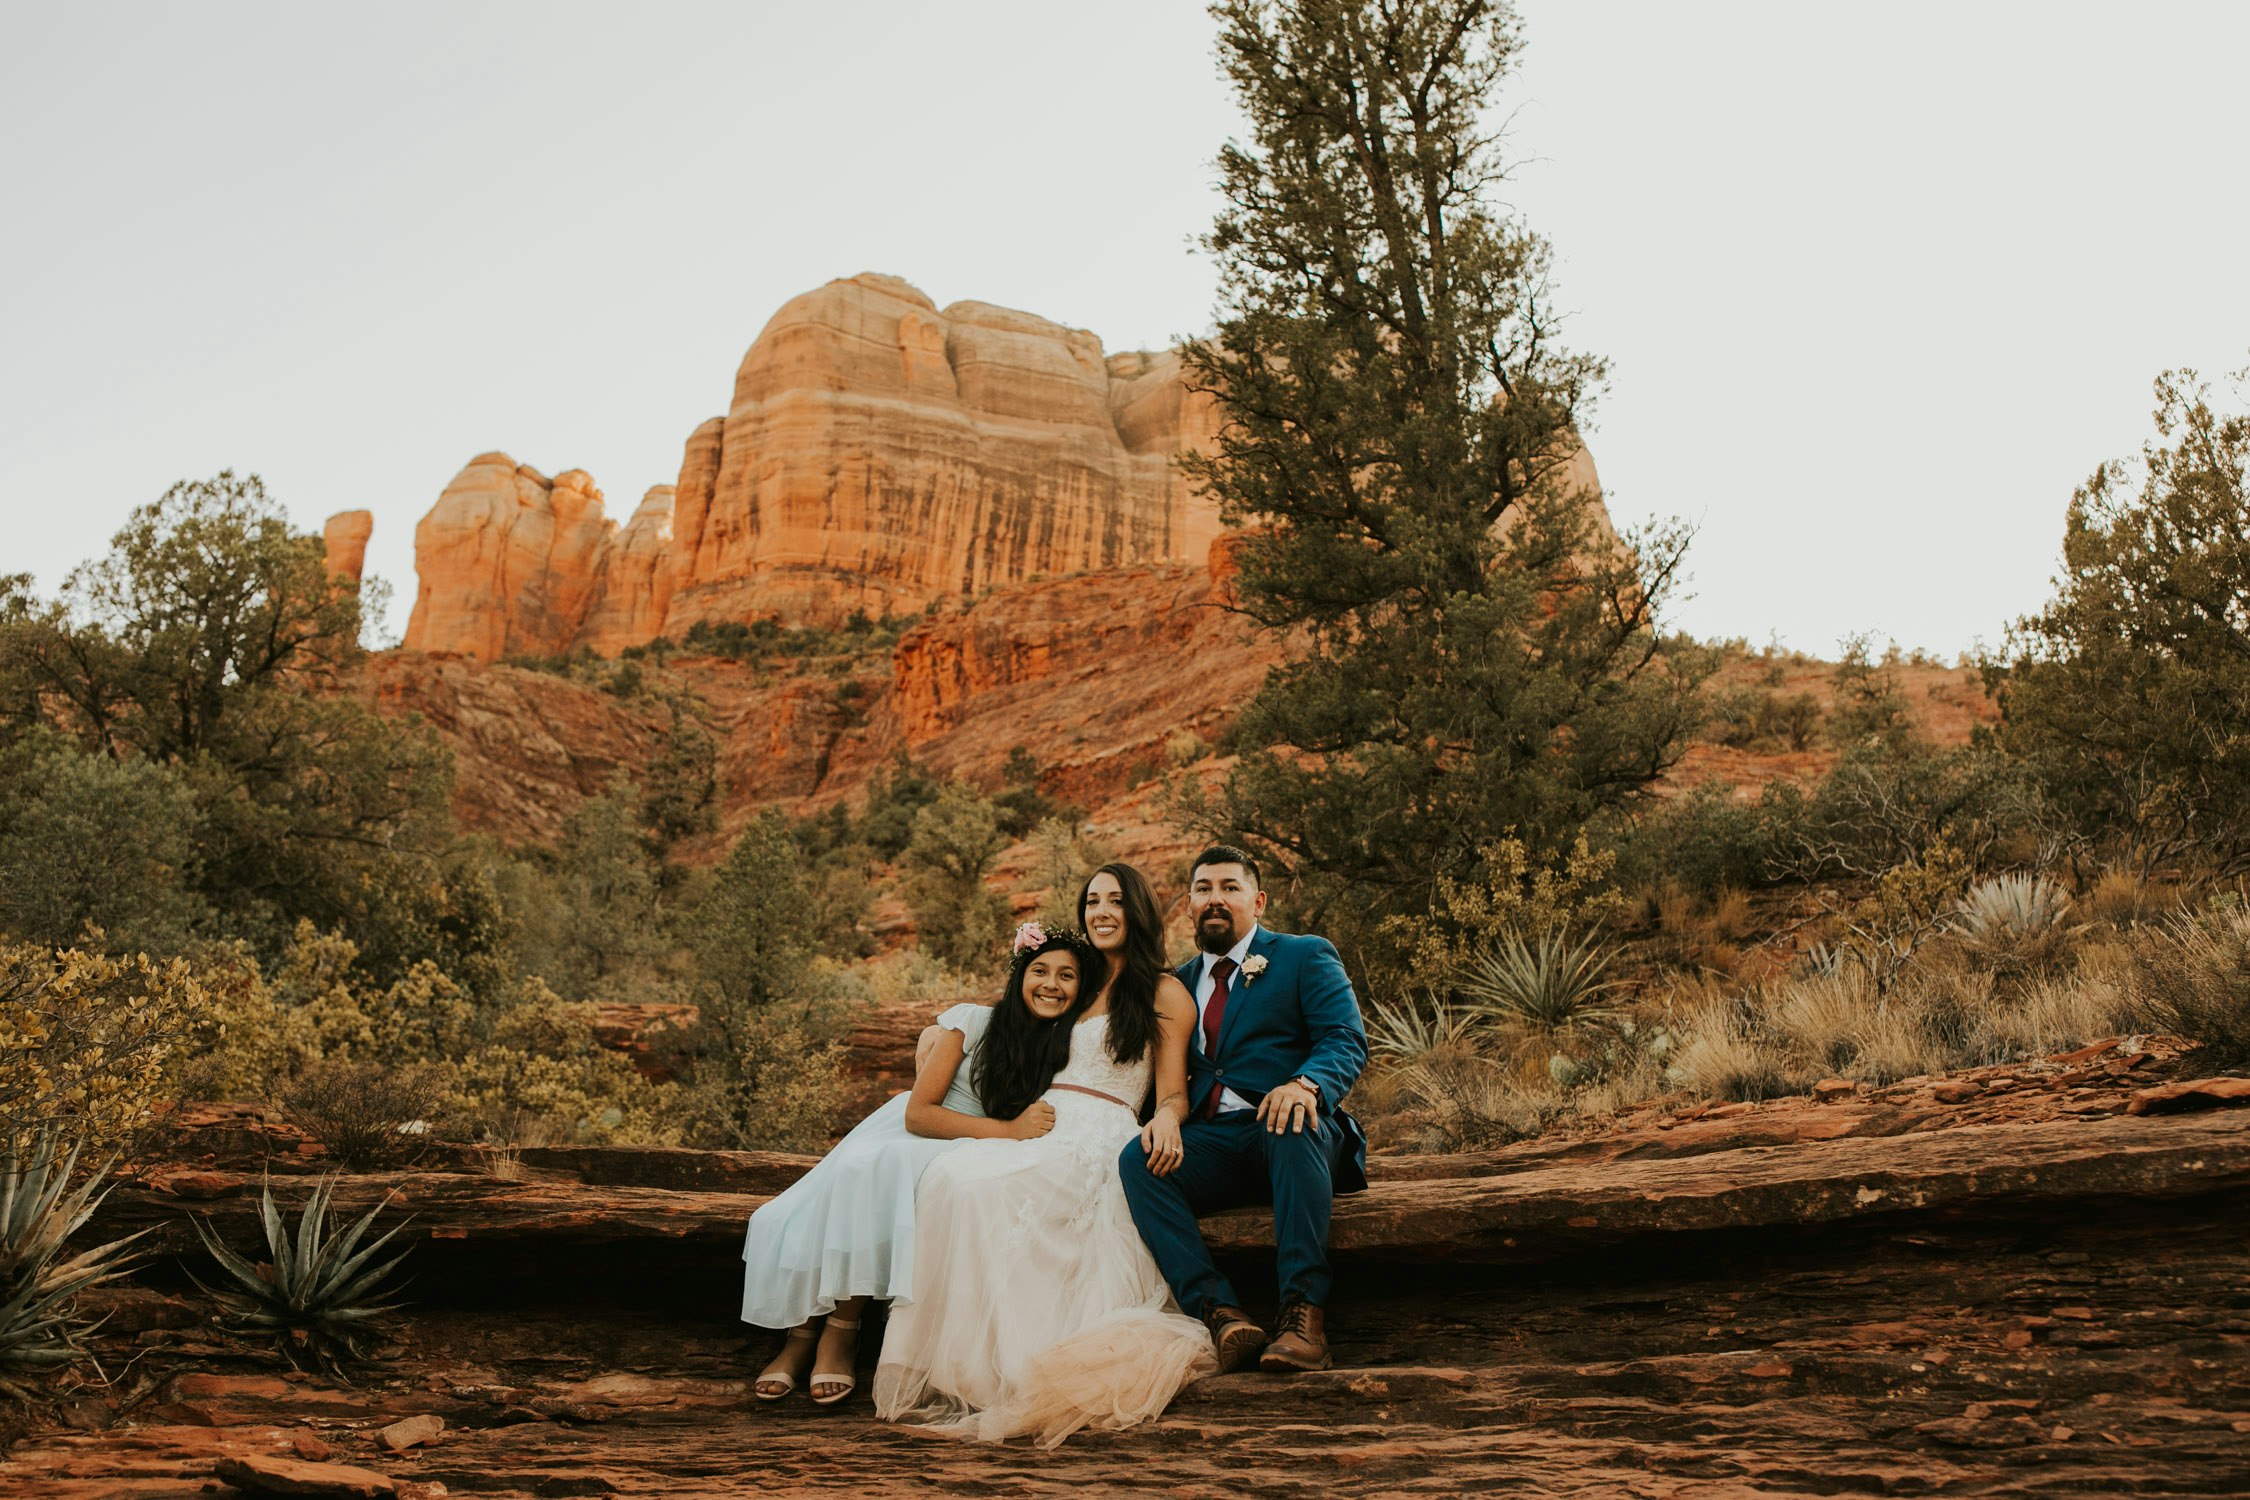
[94,1110,2250,1266]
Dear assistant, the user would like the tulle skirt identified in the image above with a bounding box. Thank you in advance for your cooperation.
[740,1093,964,1330]
[873,1092,1216,1447]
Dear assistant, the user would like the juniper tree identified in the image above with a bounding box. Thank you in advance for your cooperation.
[1990,368,2250,876]
[1186,0,1702,955]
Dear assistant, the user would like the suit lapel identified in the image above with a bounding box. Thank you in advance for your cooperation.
[1215,928,1277,1057]
[1176,955,1210,1058]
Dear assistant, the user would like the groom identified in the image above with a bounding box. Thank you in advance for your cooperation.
[1119,845,1369,1373]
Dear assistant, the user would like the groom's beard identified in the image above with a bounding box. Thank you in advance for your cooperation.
[1195,908,1242,954]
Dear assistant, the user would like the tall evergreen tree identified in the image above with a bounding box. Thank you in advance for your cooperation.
[1186,0,1703,950]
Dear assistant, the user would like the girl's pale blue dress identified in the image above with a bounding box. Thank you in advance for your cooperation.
[739,1003,990,1329]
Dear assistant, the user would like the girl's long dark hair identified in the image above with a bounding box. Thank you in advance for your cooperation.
[1080,862,1166,1066]
[974,932,1098,1119]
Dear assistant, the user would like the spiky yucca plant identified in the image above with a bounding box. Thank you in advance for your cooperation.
[1459,929,1625,1037]
[0,1130,149,1401]
[188,1175,411,1380]
[1952,873,2082,974]
[1363,991,1480,1063]
[1955,874,2075,940]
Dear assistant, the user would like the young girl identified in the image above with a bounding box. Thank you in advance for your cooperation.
[874,863,1212,1446]
[741,927,1093,1403]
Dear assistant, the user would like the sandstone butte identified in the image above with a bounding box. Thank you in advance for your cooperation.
[393,272,1278,661]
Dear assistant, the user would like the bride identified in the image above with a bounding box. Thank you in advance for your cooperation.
[876,863,1216,1446]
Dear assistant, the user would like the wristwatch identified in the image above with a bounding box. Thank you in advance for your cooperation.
[1291,1076,1321,1101]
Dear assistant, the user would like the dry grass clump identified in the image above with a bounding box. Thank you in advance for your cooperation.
[1357,865,2191,1150]
[1962,940,2133,1065]
[1660,922,2134,1099]
[280,1059,450,1170]
[1385,1042,1564,1151]
[1636,881,1752,976]
[2126,907,2250,1070]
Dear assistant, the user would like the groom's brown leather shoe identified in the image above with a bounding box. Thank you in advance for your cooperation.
[1202,1304,1267,1373]
[1259,1298,1331,1372]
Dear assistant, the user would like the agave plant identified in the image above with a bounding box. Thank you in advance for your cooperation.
[1955,873,2075,939]
[0,1129,150,1401]
[1363,991,1480,1062]
[1458,928,1626,1037]
[1952,873,2083,973]
[188,1175,412,1380]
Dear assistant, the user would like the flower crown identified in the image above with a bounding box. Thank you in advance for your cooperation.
[1007,920,1090,969]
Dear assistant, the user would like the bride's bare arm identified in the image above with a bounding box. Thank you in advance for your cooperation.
[1138,977,1197,1175]
[904,1027,1051,1140]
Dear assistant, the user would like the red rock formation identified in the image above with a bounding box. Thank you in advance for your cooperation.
[402,455,613,661]
[888,548,1271,804]
[579,486,676,656]
[360,653,667,844]
[322,510,373,584]
[41,1068,2250,1496]
[661,274,1226,631]
[397,277,1240,661]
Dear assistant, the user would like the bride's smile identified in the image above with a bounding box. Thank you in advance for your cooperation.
[1084,870,1128,951]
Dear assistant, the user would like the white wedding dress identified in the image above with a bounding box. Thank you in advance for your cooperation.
[874,1012,1216,1446]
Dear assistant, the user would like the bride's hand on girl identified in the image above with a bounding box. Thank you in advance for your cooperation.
[1139,1110,1184,1176]
[1006,1101,1057,1140]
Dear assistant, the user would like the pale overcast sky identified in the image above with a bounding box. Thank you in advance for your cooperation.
[4,2,2246,656]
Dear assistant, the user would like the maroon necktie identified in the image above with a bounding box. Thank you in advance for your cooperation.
[1200,957,1237,1118]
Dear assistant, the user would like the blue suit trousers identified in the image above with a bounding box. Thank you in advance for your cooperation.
[1118,1108,1338,1316]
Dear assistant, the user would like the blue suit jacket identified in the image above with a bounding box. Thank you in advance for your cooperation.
[1176,927,1370,1193]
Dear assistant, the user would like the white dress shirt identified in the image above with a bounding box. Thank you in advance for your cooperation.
[1194,925,1261,1114]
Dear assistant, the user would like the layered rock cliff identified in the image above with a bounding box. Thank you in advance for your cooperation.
[389,274,1226,661]
[663,274,1225,632]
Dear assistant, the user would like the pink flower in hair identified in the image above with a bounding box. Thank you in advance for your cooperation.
[1011,921,1049,955]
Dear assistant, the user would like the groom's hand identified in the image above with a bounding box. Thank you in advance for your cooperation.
[1257,1079,1320,1135]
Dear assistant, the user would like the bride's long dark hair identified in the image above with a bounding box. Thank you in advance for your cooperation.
[1079,862,1166,1066]
[973,929,1098,1119]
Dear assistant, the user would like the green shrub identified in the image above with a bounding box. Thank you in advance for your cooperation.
[860,750,944,858]
[1989,368,2250,874]
[1605,780,1797,896]
[668,1005,846,1153]
[0,942,196,1149]
[0,731,209,952]
[992,746,1075,840]
[901,786,1009,973]
[171,925,669,1148]
[1380,835,1627,980]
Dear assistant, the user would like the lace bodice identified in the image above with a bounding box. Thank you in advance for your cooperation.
[1050,1013,1151,1106]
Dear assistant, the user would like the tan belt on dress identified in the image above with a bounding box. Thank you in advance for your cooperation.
[1049,1083,1134,1109]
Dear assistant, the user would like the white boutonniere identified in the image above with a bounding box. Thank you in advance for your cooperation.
[1240,955,1269,985]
